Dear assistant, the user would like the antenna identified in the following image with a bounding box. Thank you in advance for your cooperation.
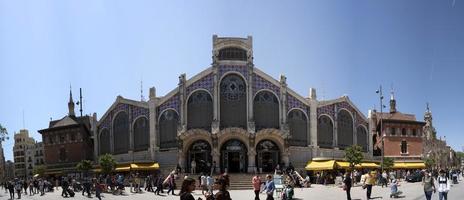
[140,79,145,101]
[76,88,84,117]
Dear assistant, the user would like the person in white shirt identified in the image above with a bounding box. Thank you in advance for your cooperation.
[200,174,207,195]
[437,170,451,200]
[191,160,197,174]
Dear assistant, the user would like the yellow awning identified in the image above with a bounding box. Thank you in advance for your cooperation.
[393,162,425,169]
[360,162,380,169]
[305,160,336,171]
[115,164,131,172]
[335,162,379,169]
[130,163,160,170]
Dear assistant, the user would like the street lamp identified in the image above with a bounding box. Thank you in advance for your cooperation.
[376,85,386,172]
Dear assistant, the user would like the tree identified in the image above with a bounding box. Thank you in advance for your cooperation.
[425,157,436,170]
[345,145,364,171]
[33,165,46,177]
[381,157,394,170]
[0,123,8,142]
[76,160,93,178]
[99,154,116,175]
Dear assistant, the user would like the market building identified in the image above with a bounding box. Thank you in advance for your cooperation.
[95,35,371,174]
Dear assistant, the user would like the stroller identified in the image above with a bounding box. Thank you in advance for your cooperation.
[452,173,458,184]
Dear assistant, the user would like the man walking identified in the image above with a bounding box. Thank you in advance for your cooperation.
[263,174,275,200]
[343,171,352,200]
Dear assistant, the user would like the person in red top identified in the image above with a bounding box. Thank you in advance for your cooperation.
[252,173,262,200]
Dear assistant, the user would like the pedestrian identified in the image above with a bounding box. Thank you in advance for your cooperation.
[206,178,231,200]
[263,174,275,200]
[23,179,28,195]
[61,177,69,197]
[363,171,375,200]
[381,171,388,187]
[206,174,214,196]
[15,178,22,199]
[154,174,164,195]
[201,173,207,195]
[8,180,15,200]
[166,173,176,195]
[180,177,199,200]
[343,171,352,200]
[389,178,402,198]
[252,173,262,200]
[437,170,450,200]
[28,180,33,195]
[191,160,197,174]
[38,179,45,196]
[422,170,436,200]
[93,178,102,200]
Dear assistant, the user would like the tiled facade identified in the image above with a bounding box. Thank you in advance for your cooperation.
[95,36,371,173]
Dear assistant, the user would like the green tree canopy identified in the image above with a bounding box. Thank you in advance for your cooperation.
[76,160,93,172]
[344,145,364,171]
[99,154,116,175]
[381,157,394,170]
[425,157,436,169]
[33,165,46,177]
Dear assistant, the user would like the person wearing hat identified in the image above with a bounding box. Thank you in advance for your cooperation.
[422,170,436,200]
[437,169,450,200]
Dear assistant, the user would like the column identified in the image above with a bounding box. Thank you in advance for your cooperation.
[92,113,99,162]
[309,97,318,147]
[333,104,338,149]
[148,87,157,160]
[212,66,220,134]
[247,149,256,173]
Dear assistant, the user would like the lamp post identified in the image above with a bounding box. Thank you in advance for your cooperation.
[376,85,385,173]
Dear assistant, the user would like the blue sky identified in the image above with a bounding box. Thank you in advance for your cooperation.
[1,0,463,161]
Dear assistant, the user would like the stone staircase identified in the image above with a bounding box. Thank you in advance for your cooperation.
[175,173,266,190]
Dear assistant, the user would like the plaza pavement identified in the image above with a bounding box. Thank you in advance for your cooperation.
[1,179,463,200]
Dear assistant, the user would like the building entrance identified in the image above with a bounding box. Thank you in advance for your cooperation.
[187,140,212,174]
[256,140,280,173]
[221,139,247,173]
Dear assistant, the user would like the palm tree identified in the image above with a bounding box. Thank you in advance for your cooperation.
[0,123,8,143]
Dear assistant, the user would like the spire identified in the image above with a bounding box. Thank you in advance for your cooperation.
[389,89,396,113]
[68,86,75,116]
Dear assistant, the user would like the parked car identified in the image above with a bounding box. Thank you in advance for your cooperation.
[405,172,423,182]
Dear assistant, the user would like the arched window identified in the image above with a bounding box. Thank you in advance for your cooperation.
[391,127,396,136]
[317,116,333,148]
[356,126,368,152]
[113,112,129,154]
[412,129,417,136]
[288,109,308,147]
[401,141,408,154]
[402,128,407,136]
[218,47,247,61]
[187,91,213,130]
[220,74,247,129]
[99,129,110,155]
[337,110,353,149]
[133,117,149,151]
[253,91,279,131]
[159,110,179,149]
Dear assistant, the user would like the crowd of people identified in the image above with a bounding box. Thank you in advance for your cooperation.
[339,168,462,200]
